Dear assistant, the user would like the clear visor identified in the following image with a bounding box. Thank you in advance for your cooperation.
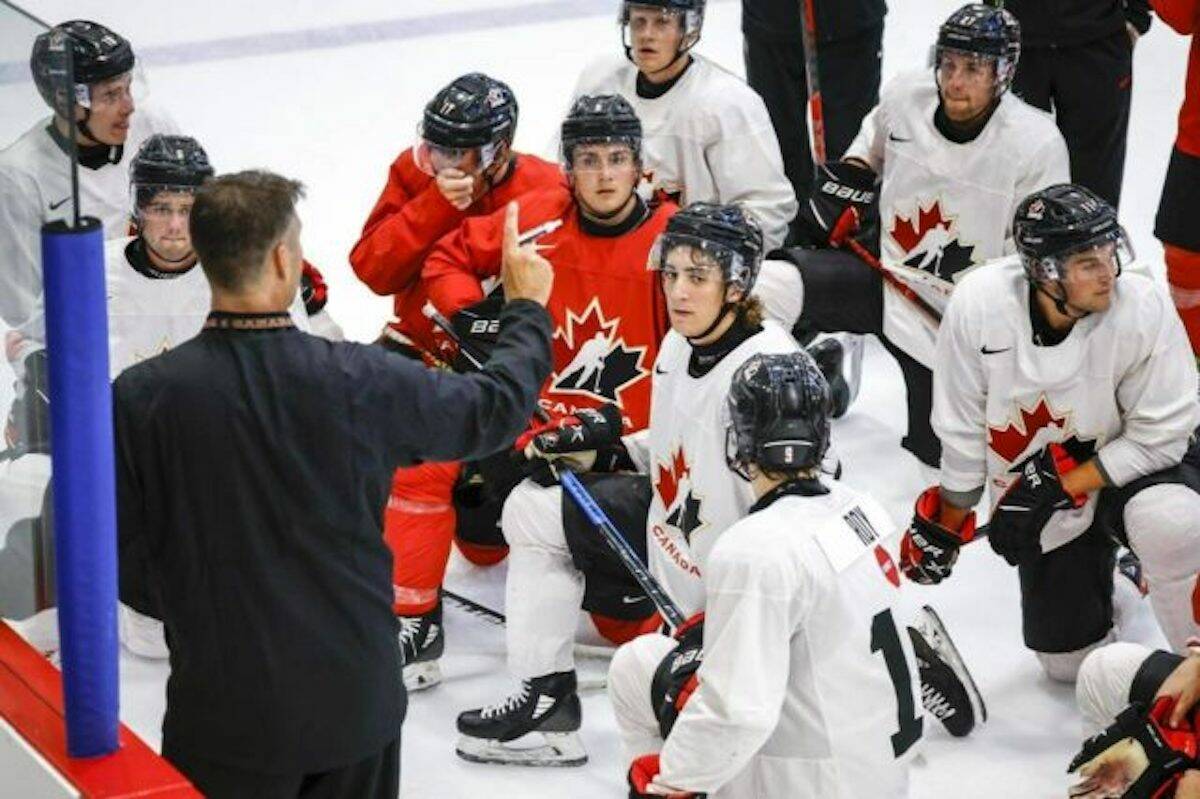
[131,184,198,221]
[413,123,499,177]
[931,45,1014,95]
[564,139,639,173]
[620,3,701,39]
[648,232,748,289]
[1031,231,1134,284]
[75,66,147,111]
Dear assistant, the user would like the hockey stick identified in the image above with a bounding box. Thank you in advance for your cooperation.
[797,0,826,167]
[440,588,616,660]
[422,302,488,371]
[558,469,686,630]
[838,234,944,325]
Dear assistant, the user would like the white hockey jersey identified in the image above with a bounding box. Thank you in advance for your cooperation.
[934,256,1199,553]
[104,236,312,378]
[0,105,178,330]
[565,54,797,252]
[658,483,921,798]
[844,70,1069,367]
[630,321,799,616]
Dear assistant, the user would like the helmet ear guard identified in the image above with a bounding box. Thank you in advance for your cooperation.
[1013,183,1132,284]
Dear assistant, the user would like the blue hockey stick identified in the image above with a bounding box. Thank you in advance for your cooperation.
[558,469,685,630]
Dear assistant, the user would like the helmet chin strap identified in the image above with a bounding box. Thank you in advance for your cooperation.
[687,302,735,343]
[1037,281,1091,322]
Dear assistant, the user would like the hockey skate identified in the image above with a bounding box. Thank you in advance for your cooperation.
[908,605,987,738]
[455,671,587,767]
[399,603,443,692]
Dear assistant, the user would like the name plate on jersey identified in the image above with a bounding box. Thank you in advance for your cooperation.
[814,506,880,574]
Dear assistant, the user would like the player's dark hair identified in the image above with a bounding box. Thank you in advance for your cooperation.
[190,170,305,291]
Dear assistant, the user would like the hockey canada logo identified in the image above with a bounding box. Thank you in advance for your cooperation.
[988,395,1097,468]
[889,200,978,282]
[654,446,706,545]
[551,299,649,404]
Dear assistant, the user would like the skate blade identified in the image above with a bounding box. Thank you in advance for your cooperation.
[403,660,442,692]
[455,731,587,767]
[918,605,987,724]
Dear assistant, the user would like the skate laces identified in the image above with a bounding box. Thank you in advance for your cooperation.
[398,616,423,648]
[481,681,532,719]
[921,681,957,720]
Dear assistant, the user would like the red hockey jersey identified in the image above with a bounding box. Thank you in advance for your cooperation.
[1154,0,1200,157]
[349,150,563,353]
[424,186,675,430]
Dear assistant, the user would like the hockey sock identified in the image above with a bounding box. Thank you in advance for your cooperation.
[1165,245,1200,357]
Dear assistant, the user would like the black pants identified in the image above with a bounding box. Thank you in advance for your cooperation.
[784,248,940,468]
[1018,454,1200,654]
[166,737,401,799]
[1012,30,1134,209]
[744,22,883,214]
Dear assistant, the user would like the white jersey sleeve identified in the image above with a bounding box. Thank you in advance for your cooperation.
[1097,281,1198,486]
[565,55,796,251]
[0,163,48,328]
[658,484,917,798]
[843,101,887,174]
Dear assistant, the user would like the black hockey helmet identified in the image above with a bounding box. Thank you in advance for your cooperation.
[31,20,135,114]
[619,0,706,58]
[725,351,832,481]
[934,3,1021,95]
[420,72,518,149]
[560,93,643,168]
[1013,183,1132,284]
[649,202,765,294]
[130,134,213,211]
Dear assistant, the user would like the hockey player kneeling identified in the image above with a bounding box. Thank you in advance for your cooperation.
[626,351,926,798]
[900,185,1200,682]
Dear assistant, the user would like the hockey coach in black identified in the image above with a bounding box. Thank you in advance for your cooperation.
[113,170,554,798]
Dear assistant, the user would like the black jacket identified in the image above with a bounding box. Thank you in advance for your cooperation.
[742,0,887,44]
[115,300,552,775]
[1005,0,1152,47]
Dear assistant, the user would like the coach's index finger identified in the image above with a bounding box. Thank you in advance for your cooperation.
[503,201,521,259]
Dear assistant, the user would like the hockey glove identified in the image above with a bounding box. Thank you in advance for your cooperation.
[650,613,705,739]
[628,753,702,799]
[900,486,977,585]
[1068,697,1200,798]
[515,404,631,474]
[989,443,1085,567]
[300,260,329,316]
[448,291,504,370]
[794,161,877,248]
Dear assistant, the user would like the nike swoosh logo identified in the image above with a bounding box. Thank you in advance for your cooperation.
[48,196,71,211]
[888,133,911,143]
[621,595,647,604]
[981,346,1010,355]
[654,366,668,375]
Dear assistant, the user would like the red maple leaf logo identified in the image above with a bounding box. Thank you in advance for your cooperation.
[987,396,1071,464]
[889,201,953,254]
[655,447,690,510]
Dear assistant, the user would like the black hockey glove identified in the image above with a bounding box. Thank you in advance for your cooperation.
[448,290,504,371]
[794,161,877,248]
[1068,697,1200,798]
[650,612,705,739]
[989,443,1085,567]
[900,486,978,585]
[514,404,632,474]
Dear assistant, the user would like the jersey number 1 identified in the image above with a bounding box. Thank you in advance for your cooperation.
[870,609,923,758]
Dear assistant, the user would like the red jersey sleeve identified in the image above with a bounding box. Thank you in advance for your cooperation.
[423,186,573,317]
[349,149,464,296]
[1151,0,1198,33]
